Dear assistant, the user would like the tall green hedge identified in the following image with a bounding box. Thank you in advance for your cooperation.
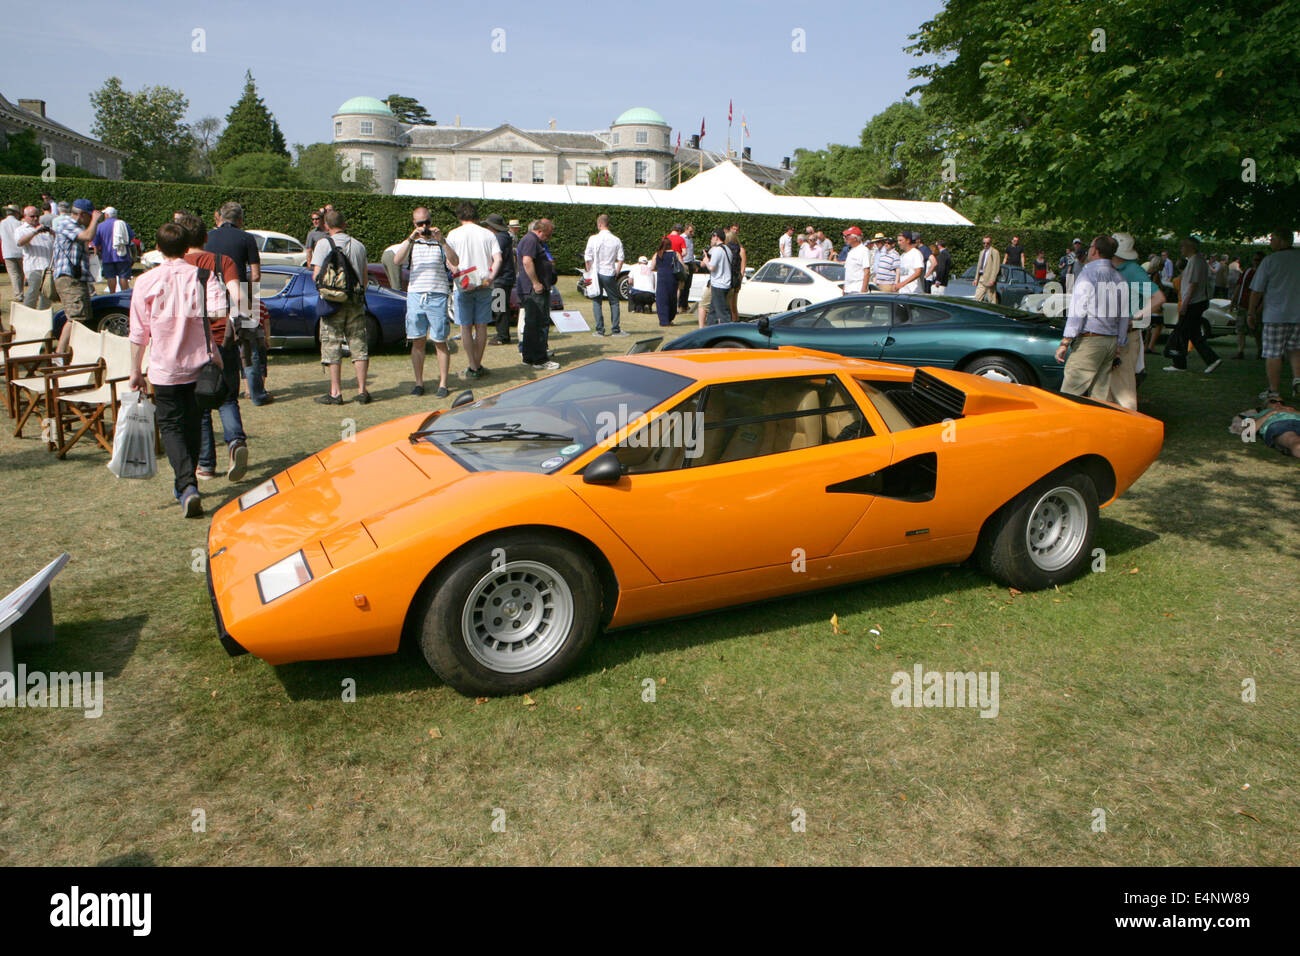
[0,174,1262,275]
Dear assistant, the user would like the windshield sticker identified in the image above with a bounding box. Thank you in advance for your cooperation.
[560,443,583,456]
[541,457,564,469]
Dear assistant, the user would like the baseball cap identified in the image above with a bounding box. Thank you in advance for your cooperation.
[72,199,94,213]
[843,226,863,238]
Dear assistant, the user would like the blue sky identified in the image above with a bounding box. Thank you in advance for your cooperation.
[4,0,947,163]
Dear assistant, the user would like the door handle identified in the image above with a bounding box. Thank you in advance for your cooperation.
[884,336,895,346]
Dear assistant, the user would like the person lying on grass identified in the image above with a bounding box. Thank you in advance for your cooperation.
[1229,402,1300,458]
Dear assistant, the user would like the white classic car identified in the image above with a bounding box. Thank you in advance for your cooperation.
[141,229,308,269]
[736,257,845,318]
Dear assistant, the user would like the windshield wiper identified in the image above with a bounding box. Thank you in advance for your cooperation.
[409,422,574,445]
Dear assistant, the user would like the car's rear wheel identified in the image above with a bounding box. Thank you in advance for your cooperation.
[366,314,382,355]
[98,311,130,337]
[962,354,1035,385]
[709,339,752,349]
[976,469,1098,590]
[787,298,811,310]
[617,275,631,300]
[416,531,602,696]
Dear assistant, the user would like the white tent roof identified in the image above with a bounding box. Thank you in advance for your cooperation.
[393,161,972,225]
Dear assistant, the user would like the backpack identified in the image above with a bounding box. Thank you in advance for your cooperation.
[725,242,742,284]
[316,236,360,303]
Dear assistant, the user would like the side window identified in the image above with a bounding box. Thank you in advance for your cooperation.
[613,392,704,475]
[258,273,293,297]
[787,269,814,285]
[754,262,794,284]
[692,376,868,467]
[999,267,1009,282]
[779,306,830,329]
[266,238,292,254]
[905,304,951,325]
[820,302,892,329]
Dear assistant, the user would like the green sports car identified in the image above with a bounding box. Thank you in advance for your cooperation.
[662,294,1069,389]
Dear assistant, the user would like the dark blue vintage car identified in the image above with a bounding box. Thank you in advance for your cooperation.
[941,263,1044,308]
[662,294,1069,389]
[54,266,410,353]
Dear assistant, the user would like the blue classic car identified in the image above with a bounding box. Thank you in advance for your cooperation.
[662,294,1069,389]
[54,266,410,353]
[941,263,1043,308]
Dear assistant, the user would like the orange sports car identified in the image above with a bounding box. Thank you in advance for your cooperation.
[206,348,1163,695]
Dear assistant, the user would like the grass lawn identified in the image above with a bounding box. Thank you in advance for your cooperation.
[1,275,1295,865]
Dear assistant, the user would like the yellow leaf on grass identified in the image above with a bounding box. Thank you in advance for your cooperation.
[523,694,537,707]
[830,614,841,634]
[1009,587,1023,597]
[428,727,442,739]
[1128,567,1139,574]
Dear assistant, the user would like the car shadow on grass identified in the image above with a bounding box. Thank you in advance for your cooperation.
[270,639,439,701]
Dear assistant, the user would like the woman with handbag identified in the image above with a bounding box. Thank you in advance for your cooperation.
[649,237,680,328]
[127,222,220,518]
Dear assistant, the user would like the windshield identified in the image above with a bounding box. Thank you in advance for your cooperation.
[414,359,694,473]
[807,262,845,281]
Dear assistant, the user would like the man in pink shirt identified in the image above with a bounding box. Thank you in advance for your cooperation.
[128,222,219,517]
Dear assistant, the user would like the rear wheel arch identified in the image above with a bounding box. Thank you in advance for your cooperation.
[957,350,1039,386]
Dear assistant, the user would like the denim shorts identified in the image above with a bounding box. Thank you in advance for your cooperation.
[407,290,449,342]
[454,286,494,326]
[1262,417,1300,450]
[101,259,132,279]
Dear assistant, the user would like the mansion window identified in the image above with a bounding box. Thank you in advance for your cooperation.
[97,158,107,177]
[532,160,545,183]
[71,151,82,168]
[469,158,482,181]
[500,159,513,182]
[421,158,437,179]
[635,160,648,185]
[612,132,620,145]
[40,141,52,159]
[635,130,648,144]
[335,121,342,136]
[359,152,375,170]
[360,120,374,135]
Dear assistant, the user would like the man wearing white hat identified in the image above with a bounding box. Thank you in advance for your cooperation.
[1107,232,1165,409]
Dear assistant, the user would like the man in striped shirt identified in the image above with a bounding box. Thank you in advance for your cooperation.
[872,237,901,291]
[394,207,459,398]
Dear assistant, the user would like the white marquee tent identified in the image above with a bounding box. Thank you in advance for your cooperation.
[393,161,972,226]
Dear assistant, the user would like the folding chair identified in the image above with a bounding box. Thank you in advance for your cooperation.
[625,336,663,355]
[1,303,55,418]
[11,321,104,443]
[49,329,135,457]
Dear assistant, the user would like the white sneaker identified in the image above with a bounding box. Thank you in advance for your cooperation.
[1292,376,1300,395]
[1204,359,1222,373]
[531,360,561,370]
[1260,389,1281,403]
[1162,365,1185,372]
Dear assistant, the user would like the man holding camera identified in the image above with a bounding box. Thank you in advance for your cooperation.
[393,207,459,398]
[15,206,54,308]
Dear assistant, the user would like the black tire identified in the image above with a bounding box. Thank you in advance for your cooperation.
[787,298,811,310]
[617,275,631,300]
[98,311,130,337]
[961,353,1036,385]
[976,469,1098,591]
[416,531,603,696]
[366,314,382,355]
[709,338,752,349]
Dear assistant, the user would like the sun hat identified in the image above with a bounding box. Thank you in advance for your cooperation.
[1111,232,1139,260]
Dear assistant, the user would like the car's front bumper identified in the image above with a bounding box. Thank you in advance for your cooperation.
[205,527,248,657]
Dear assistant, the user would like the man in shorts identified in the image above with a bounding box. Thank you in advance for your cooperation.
[1247,229,1300,402]
[444,201,502,379]
[393,206,458,398]
[310,210,371,404]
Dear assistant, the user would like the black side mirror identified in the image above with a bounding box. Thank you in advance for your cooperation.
[582,451,624,485]
[451,389,474,408]
[757,316,771,337]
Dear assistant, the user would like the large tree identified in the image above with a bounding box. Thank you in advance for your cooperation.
[293,142,377,193]
[213,71,289,169]
[89,78,194,182]
[190,115,223,180]
[908,0,1300,236]
[787,100,951,203]
[384,94,433,126]
[0,128,44,175]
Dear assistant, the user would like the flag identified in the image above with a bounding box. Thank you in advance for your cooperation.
[675,132,680,154]
[742,114,750,139]
[700,117,705,140]
[728,100,733,124]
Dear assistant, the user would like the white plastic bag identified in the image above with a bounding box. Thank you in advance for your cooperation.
[107,390,157,479]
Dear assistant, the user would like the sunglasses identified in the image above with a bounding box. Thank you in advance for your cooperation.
[414,220,431,227]
[311,216,321,221]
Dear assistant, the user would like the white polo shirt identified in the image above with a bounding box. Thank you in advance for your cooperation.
[843,244,871,294]
[445,221,500,288]
[583,229,625,277]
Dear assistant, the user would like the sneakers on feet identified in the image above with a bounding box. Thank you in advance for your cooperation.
[1162,366,1186,372]
[227,440,249,482]
[1204,359,1222,373]
[435,385,449,398]
[181,487,203,518]
[593,330,605,337]
[465,366,481,379]
[1259,389,1281,403]
[531,360,561,370]
[354,391,372,404]
[612,330,630,337]
[315,393,343,405]
[411,385,425,397]
[195,466,216,480]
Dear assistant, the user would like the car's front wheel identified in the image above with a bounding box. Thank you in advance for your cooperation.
[976,469,1098,591]
[97,311,130,337]
[787,298,811,310]
[416,532,603,696]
